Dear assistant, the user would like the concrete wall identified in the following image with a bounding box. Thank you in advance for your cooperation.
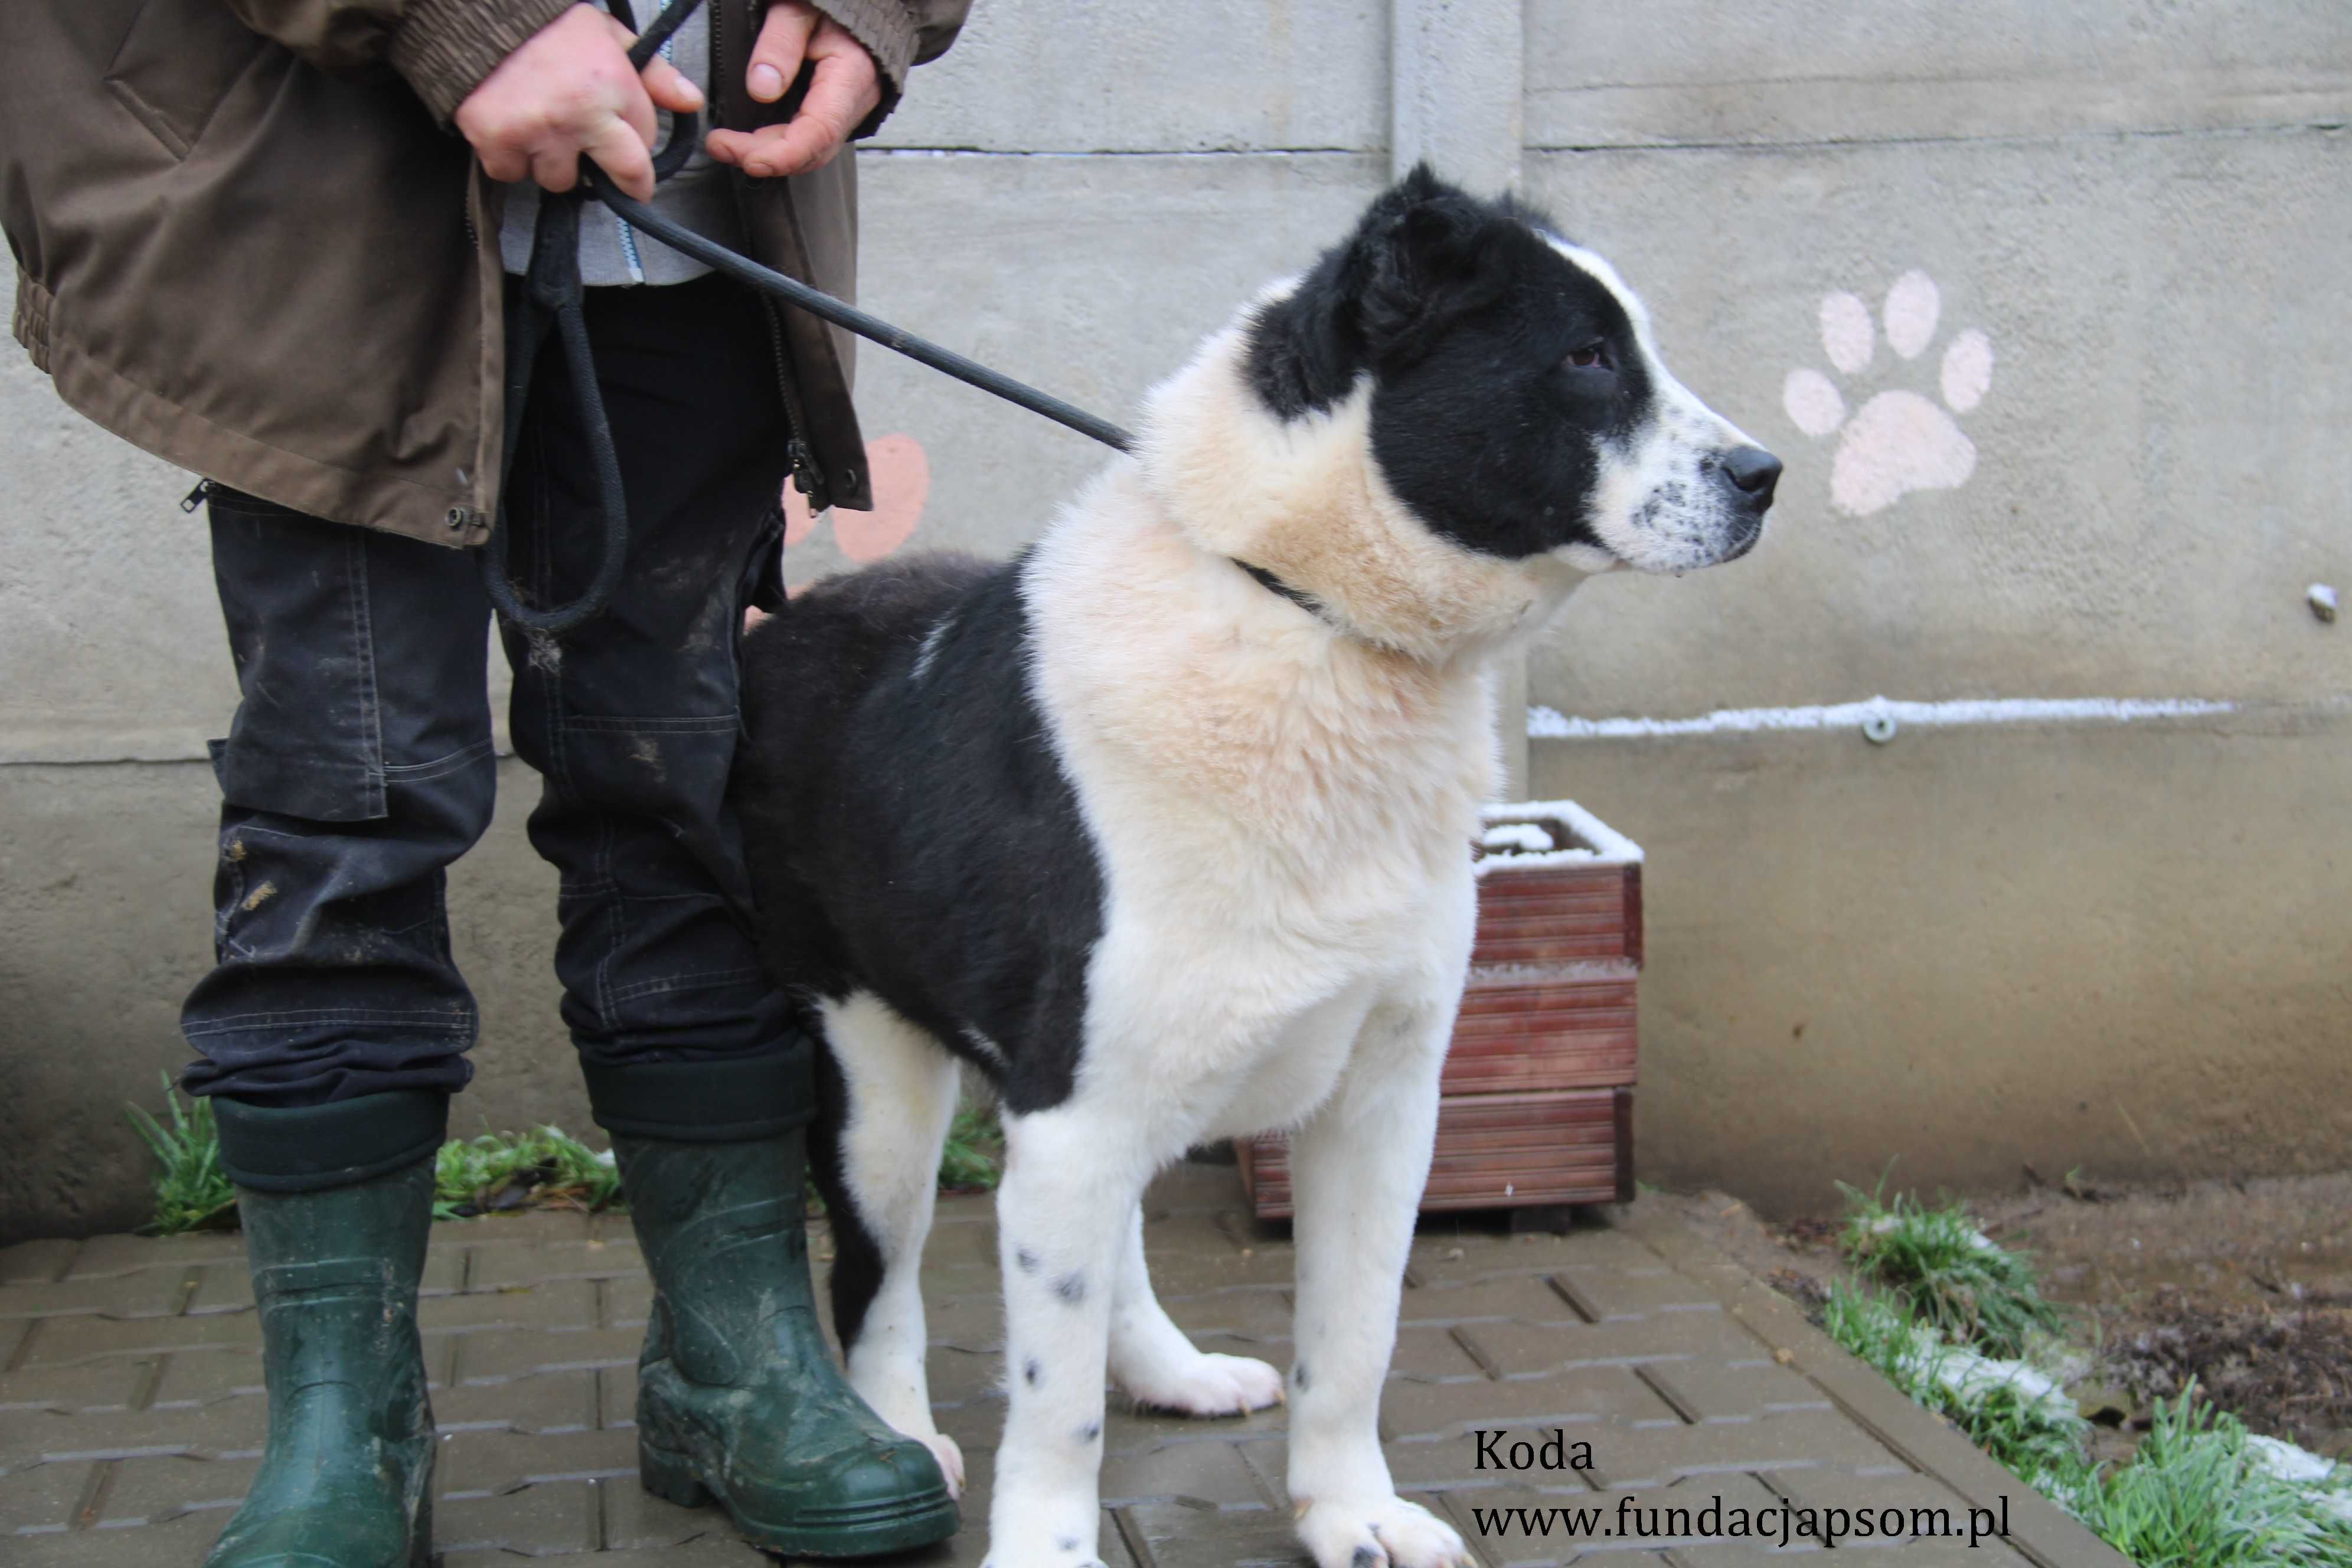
[1519,0,2352,1211]
[2,1,2346,1239]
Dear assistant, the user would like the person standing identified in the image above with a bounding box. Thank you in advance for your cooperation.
[0,1,971,1562]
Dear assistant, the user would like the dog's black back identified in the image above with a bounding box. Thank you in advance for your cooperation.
[733,553,1104,1121]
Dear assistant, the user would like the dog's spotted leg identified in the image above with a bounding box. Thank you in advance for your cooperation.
[984,1106,1148,1568]
[820,992,968,1495]
[1285,1004,1473,1568]
[1109,1200,1284,1416]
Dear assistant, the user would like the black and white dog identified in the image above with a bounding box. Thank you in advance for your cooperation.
[736,168,1779,1568]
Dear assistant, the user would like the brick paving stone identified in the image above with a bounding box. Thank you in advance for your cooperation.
[0,1239,80,1286]
[1099,1436,1272,1510]
[0,1403,263,1474]
[434,1427,639,1496]
[62,1235,245,1282]
[435,1477,600,1554]
[1666,1546,1828,1567]
[599,1364,639,1431]
[602,1273,654,1328]
[0,1457,100,1533]
[1402,1276,1583,1328]
[446,1325,641,1384]
[1429,1482,1600,1567]
[1148,1246,1298,1297]
[431,1368,600,1434]
[1763,1466,1977,1534]
[6,1505,220,1566]
[96,1454,256,1524]
[1383,1363,1684,1442]
[1157,1287,1292,1342]
[0,1180,2128,1568]
[463,1237,645,1291]
[11,1311,257,1368]
[1637,1362,1834,1424]
[1575,1411,1908,1492]
[442,1540,771,1568]
[926,1290,1007,1352]
[438,1213,596,1245]
[0,1273,187,1322]
[600,1477,760,1554]
[1855,1540,2034,1564]
[420,1276,600,1334]
[1462,1315,1769,1377]
[1119,1496,1302,1568]
[0,1357,152,1415]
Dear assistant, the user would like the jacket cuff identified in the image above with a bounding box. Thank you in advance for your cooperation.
[814,0,918,137]
[391,0,580,124]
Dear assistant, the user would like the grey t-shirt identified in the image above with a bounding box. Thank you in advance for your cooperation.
[498,2,744,286]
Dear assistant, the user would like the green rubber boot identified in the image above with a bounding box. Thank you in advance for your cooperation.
[203,1090,446,1568]
[586,1050,958,1558]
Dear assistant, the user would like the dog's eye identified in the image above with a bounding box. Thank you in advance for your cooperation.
[1567,344,1609,370]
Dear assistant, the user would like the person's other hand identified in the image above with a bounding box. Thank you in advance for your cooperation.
[705,2,881,179]
[455,4,704,202]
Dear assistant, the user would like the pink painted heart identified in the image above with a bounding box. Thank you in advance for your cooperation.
[780,433,929,562]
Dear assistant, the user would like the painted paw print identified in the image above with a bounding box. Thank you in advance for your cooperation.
[783,432,930,561]
[1782,271,1993,517]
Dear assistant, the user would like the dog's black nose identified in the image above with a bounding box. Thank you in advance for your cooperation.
[1723,446,1782,503]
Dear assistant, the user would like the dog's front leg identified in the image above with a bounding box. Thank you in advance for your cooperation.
[986,1106,1142,1567]
[1284,1004,1473,1568]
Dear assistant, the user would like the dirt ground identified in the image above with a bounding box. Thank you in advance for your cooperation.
[1662,1171,2352,1463]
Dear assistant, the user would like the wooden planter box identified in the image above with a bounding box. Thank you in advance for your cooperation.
[1238,801,1642,1220]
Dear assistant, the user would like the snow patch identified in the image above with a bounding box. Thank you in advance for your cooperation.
[1528,694,2235,740]
[1475,799,1644,872]
[1481,822,1554,854]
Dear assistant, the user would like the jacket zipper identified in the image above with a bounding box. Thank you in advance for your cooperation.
[181,478,213,512]
[714,0,823,507]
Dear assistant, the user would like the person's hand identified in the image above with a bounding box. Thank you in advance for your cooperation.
[705,2,881,179]
[455,4,704,202]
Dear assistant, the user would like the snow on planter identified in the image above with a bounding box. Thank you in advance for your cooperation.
[1239,800,1644,1220]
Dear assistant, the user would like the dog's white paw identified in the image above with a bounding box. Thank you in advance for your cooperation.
[1118,1350,1285,1417]
[979,1518,1105,1568]
[1296,1495,1473,1568]
[918,1429,966,1499]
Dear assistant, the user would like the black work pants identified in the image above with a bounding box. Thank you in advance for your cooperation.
[181,276,795,1105]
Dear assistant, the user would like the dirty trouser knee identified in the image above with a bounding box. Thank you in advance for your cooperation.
[496,274,795,1071]
[181,493,496,1105]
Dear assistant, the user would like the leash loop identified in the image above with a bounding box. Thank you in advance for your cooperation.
[479,0,1131,636]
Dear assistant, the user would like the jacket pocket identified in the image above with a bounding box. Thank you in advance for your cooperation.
[105,0,269,160]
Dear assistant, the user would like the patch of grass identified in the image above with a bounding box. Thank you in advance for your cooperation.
[125,1075,239,1236]
[937,1097,1004,1193]
[1824,1279,2092,1493]
[1838,1180,2064,1358]
[2073,1389,2352,1567]
[434,1126,623,1220]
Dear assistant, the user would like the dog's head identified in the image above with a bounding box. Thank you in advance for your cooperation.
[1244,166,1779,576]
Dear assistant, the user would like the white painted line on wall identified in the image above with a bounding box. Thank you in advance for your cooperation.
[1527,695,2237,740]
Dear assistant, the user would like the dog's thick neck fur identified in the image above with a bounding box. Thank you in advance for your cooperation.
[1128,299,1596,668]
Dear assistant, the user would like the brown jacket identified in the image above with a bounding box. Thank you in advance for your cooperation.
[0,0,969,546]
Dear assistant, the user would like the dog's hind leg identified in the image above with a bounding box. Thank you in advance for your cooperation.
[1283,999,1474,1568]
[809,991,967,1496]
[1108,1201,1283,1416]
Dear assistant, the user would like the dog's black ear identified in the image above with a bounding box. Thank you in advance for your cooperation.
[1245,164,1504,422]
[1353,164,1497,361]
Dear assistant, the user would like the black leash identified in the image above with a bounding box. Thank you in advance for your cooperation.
[481,0,1132,635]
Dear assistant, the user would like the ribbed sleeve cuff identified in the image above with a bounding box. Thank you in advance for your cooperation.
[391,0,580,124]
[813,0,918,136]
